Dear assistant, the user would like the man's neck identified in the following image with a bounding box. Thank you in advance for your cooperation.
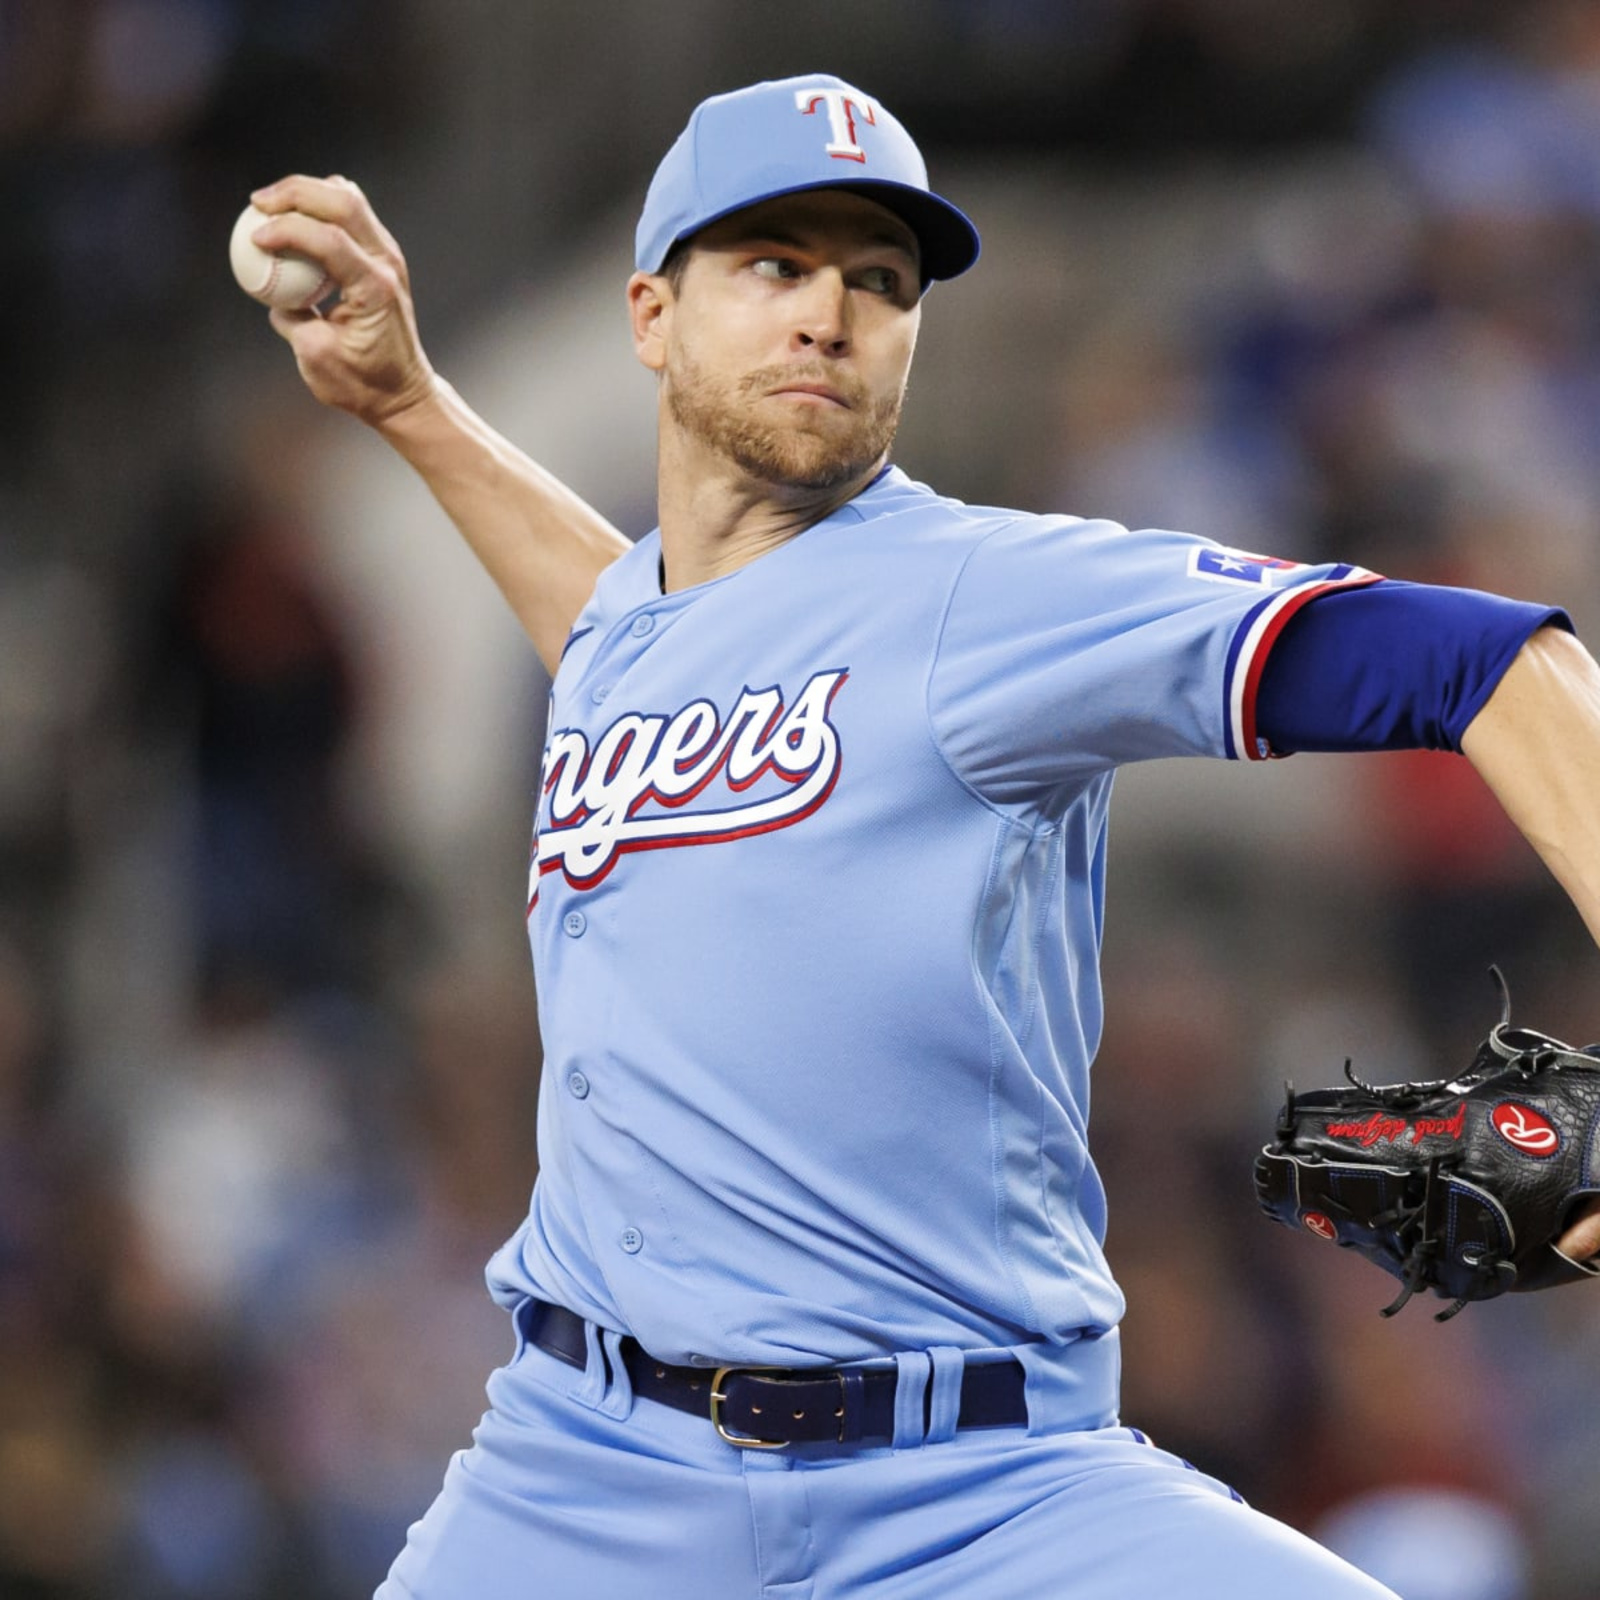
[655,427,884,592]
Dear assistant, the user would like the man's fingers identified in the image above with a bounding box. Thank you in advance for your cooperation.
[266,305,319,342]
[251,174,398,265]
[1557,1198,1600,1263]
[327,175,408,281]
[266,303,341,367]
[250,211,400,311]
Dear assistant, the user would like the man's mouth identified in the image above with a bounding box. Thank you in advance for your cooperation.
[766,381,851,409]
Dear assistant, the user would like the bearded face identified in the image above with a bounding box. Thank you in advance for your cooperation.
[642,192,922,495]
[664,340,906,492]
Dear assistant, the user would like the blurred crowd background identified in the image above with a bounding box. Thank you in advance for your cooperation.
[5,2,1600,1596]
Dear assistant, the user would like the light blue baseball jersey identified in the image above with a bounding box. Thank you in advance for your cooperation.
[486,465,1376,1368]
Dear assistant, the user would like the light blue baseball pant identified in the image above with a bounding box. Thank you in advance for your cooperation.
[375,1306,1396,1600]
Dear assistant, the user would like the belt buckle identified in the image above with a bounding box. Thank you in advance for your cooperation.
[710,1366,846,1449]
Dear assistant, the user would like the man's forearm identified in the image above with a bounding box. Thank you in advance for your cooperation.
[1462,625,1600,947]
[378,380,631,674]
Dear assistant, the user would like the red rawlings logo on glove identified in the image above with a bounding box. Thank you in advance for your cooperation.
[1490,1102,1560,1157]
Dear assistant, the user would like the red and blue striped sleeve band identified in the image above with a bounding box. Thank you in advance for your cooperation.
[1222,566,1381,760]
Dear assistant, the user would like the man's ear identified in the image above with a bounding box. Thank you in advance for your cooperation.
[628,271,672,373]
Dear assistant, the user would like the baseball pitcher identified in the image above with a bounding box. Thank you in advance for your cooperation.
[247,74,1600,1598]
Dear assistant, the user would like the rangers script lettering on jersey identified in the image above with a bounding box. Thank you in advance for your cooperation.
[532,668,848,896]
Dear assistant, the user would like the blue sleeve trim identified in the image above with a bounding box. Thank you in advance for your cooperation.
[1254,580,1571,755]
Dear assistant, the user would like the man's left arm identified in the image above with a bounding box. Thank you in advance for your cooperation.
[1462,624,1600,1263]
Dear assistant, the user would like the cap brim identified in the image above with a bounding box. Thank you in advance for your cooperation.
[830,180,981,283]
[662,178,980,286]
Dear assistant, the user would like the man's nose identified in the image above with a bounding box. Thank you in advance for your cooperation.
[791,268,851,355]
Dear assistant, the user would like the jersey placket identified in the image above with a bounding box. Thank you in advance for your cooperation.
[534,592,691,1287]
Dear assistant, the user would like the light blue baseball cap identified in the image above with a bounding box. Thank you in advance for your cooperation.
[635,74,981,286]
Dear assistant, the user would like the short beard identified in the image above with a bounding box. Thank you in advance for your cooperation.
[666,348,904,492]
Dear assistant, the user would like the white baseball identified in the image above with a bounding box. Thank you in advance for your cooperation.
[228,203,336,310]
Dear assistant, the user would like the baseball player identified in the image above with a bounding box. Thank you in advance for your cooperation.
[249,74,1600,1599]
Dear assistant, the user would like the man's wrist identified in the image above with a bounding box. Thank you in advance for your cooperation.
[371,371,457,455]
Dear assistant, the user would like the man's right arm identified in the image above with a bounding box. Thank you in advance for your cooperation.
[249,175,631,675]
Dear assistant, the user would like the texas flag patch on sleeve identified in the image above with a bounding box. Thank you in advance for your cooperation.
[1188,545,1305,586]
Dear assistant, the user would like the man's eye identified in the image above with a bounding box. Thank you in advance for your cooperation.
[859,266,899,295]
[752,258,799,280]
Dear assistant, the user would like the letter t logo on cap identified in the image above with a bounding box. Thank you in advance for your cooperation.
[795,87,879,163]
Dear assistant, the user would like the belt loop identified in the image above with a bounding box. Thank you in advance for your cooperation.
[597,1327,634,1420]
[891,1351,931,1449]
[577,1320,608,1409]
[511,1296,535,1363]
[838,1370,867,1442]
[925,1346,965,1444]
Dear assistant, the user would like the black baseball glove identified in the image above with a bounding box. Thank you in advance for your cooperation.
[1254,973,1600,1320]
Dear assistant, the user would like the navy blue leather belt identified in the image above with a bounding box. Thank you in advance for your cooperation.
[527,1300,1029,1448]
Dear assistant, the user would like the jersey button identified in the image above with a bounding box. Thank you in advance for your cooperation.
[562,910,587,938]
[630,614,655,638]
[567,1071,590,1099]
[591,684,611,704]
[618,1228,644,1254]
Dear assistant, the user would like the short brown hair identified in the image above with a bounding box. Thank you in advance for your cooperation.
[659,240,691,293]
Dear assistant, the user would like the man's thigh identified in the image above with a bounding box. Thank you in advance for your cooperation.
[375,1343,760,1600]
[803,1427,1398,1600]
